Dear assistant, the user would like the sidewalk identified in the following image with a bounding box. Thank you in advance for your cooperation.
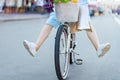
[0,13,49,22]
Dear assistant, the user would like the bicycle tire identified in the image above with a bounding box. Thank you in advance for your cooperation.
[54,24,69,80]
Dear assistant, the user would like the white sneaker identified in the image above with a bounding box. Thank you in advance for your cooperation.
[23,40,37,57]
[97,43,111,58]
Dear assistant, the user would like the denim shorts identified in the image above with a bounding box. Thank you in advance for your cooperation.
[46,12,61,28]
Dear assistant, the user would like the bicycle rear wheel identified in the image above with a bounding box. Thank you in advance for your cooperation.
[55,24,70,80]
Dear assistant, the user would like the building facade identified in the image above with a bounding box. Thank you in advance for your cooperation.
[0,0,45,14]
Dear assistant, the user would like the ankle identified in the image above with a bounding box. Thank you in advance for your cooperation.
[95,45,99,51]
[35,46,39,52]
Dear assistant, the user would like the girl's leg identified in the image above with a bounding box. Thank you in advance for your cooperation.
[35,24,53,51]
[23,24,53,56]
[86,25,99,51]
[23,12,60,56]
[86,25,111,57]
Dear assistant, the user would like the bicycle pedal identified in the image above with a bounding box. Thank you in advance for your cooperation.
[75,59,83,65]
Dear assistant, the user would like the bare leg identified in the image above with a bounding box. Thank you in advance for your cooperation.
[35,24,53,51]
[86,26,99,51]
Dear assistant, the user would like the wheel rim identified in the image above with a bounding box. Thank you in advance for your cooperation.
[59,30,69,79]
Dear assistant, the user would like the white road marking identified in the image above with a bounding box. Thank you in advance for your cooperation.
[113,15,120,25]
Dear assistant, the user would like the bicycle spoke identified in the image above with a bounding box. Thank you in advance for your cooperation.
[59,30,69,78]
[59,52,68,76]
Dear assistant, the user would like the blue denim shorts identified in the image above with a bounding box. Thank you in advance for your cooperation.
[46,12,61,28]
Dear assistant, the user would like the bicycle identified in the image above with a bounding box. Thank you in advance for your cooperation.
[54,22,83,80]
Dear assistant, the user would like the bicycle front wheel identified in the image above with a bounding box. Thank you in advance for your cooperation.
[55,24,70,80]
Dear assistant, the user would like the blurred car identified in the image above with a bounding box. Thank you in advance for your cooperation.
[112,9,116,14]
[88,4,104,17]
[88,4,96,17]
[98,7,104,15]
[116,8,120,15]
[89,9,94,17]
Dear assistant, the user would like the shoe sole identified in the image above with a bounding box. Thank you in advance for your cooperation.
[98,44,111,58]
[23,41,34,57]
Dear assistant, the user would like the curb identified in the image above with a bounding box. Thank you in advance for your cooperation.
[0,14,49,22]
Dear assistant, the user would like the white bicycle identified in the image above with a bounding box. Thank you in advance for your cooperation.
[54,22,83,80]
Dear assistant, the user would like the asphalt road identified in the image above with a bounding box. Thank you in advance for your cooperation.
[0,14,120,80]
